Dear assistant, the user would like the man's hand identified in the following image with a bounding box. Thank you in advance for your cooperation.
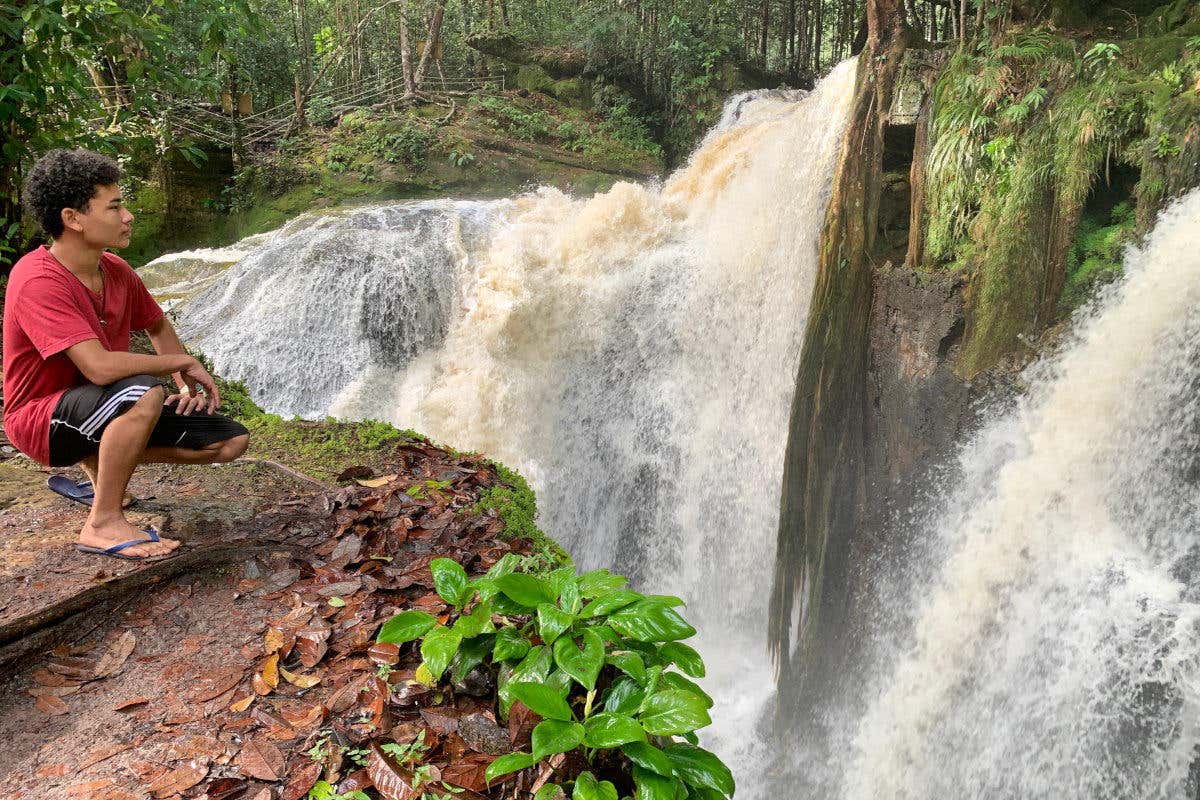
[165,390,209,416]
[178,358,221,414]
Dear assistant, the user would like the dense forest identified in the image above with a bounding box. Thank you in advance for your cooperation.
[2,0,1000,271]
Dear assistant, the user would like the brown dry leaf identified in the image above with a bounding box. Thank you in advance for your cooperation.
[31,668,74,687]
[279,702,325,729]
[279,666,320,689]
[264,627,285,655]
[294,627,329,668]
[94,633,136,677]
[80,738,142,770]
[236,737,285,781]
[262,653,280,688]
[280,759,323,800]
[115,696,149,711]
[147,757,210,798]
[355,474,398,488]
[366,741,419,800]
[441,755,495,793]
[229,693,255,713]
[189,667,243,703]
[367,642,400,666]
[34,694,69,716]
[252,672,272,696]
[205,777,250,800]
[45,655,95,681]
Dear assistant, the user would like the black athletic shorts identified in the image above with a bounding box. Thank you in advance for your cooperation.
[47,374,249,468]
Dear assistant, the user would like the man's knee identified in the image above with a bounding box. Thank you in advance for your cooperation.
[127,384,166,423]
[214,433,250,462]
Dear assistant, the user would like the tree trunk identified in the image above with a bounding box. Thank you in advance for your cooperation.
[769,0,910,718]
[399,0,416,96]
[412,0,449,91]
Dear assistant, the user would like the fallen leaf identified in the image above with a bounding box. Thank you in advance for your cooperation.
[236,737,286,781]
[279,666,321,689]
[205,777,249,800]
[328,596,346,608]
[367,642,400,666]
[260,653,280,690]
[356,474,398,488]
[264,627,285,655]
[31,668,74,687]
[34,694,69,716]
[80,738,142,770]
[115,696,149,711]
[189,667,243,703]
[147,757,210,798]
[94,630,137,678]
[229,693,255,713]
[281,760,322,800]
[294,627,329,668]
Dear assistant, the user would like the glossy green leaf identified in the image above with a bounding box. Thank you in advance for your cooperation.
[632,766,681,800]
[658,642,705,678]
[509,681,574,721]
[431,558,471,607]
[553,629,604,690]
[660,672,714,708]
[602,676,645,715]
[663,744,735,796]
[637,690,712,736]
[496,573,559,608]
[493,627,532,663]
[559,578,582,615]
[644,594,687,607]
[376,610,437,644]
[609,601,696,642]
[534,783,566,800]
[453,600,495,639]
[607,651,647,683]
[583,712,646,748]
[546,668,574,697]
[581,590,643,618]
[450,633,495,684]
[578,569,628,598]
[572,772,619,800]
[537,603,575,645]
[621,742,675,777]
[485,751,538,784]
[532,719,585,757]
[420,625,463,681]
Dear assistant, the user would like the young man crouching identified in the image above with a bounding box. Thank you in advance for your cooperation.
[2,149,250,560]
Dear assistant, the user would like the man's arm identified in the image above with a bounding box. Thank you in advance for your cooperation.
[64,339,221,412]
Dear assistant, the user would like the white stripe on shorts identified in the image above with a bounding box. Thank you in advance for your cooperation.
[79,386,149,437]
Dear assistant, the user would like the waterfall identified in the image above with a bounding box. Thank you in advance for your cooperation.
[175,60,859,797]
[830,188,1200,799]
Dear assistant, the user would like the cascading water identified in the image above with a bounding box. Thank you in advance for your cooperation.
[175,60,859,797]
[823,188,1200,799]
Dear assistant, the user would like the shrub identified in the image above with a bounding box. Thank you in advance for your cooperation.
[377,559,734,800]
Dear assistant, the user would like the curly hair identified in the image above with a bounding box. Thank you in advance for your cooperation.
[22,148,122,238]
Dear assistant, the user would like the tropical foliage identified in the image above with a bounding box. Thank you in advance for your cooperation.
[376,557,734,800]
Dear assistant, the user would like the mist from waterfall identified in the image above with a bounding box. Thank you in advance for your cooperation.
[822,188,1200,799]
[177,60,859,798]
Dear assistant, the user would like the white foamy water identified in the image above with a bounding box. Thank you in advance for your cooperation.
[832,189,1200,799]
[172,60,859,797]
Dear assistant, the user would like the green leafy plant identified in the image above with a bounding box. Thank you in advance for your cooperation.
[376,558,734,800]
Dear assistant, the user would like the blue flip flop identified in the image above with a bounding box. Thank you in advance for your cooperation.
[75,526,174,561]
[47,475,137,508]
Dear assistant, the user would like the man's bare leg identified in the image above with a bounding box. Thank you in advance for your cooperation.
[77,455,135,508]
[77,387,180,558]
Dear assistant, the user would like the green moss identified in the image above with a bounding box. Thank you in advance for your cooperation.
[516,64,556,95]
[474,459,570,570]
[243,414,416,481]
[921,15,1200,374]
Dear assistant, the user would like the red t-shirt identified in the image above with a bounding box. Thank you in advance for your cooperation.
[2,247,164,465]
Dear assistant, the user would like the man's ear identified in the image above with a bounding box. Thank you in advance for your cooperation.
[59,206,84,234]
